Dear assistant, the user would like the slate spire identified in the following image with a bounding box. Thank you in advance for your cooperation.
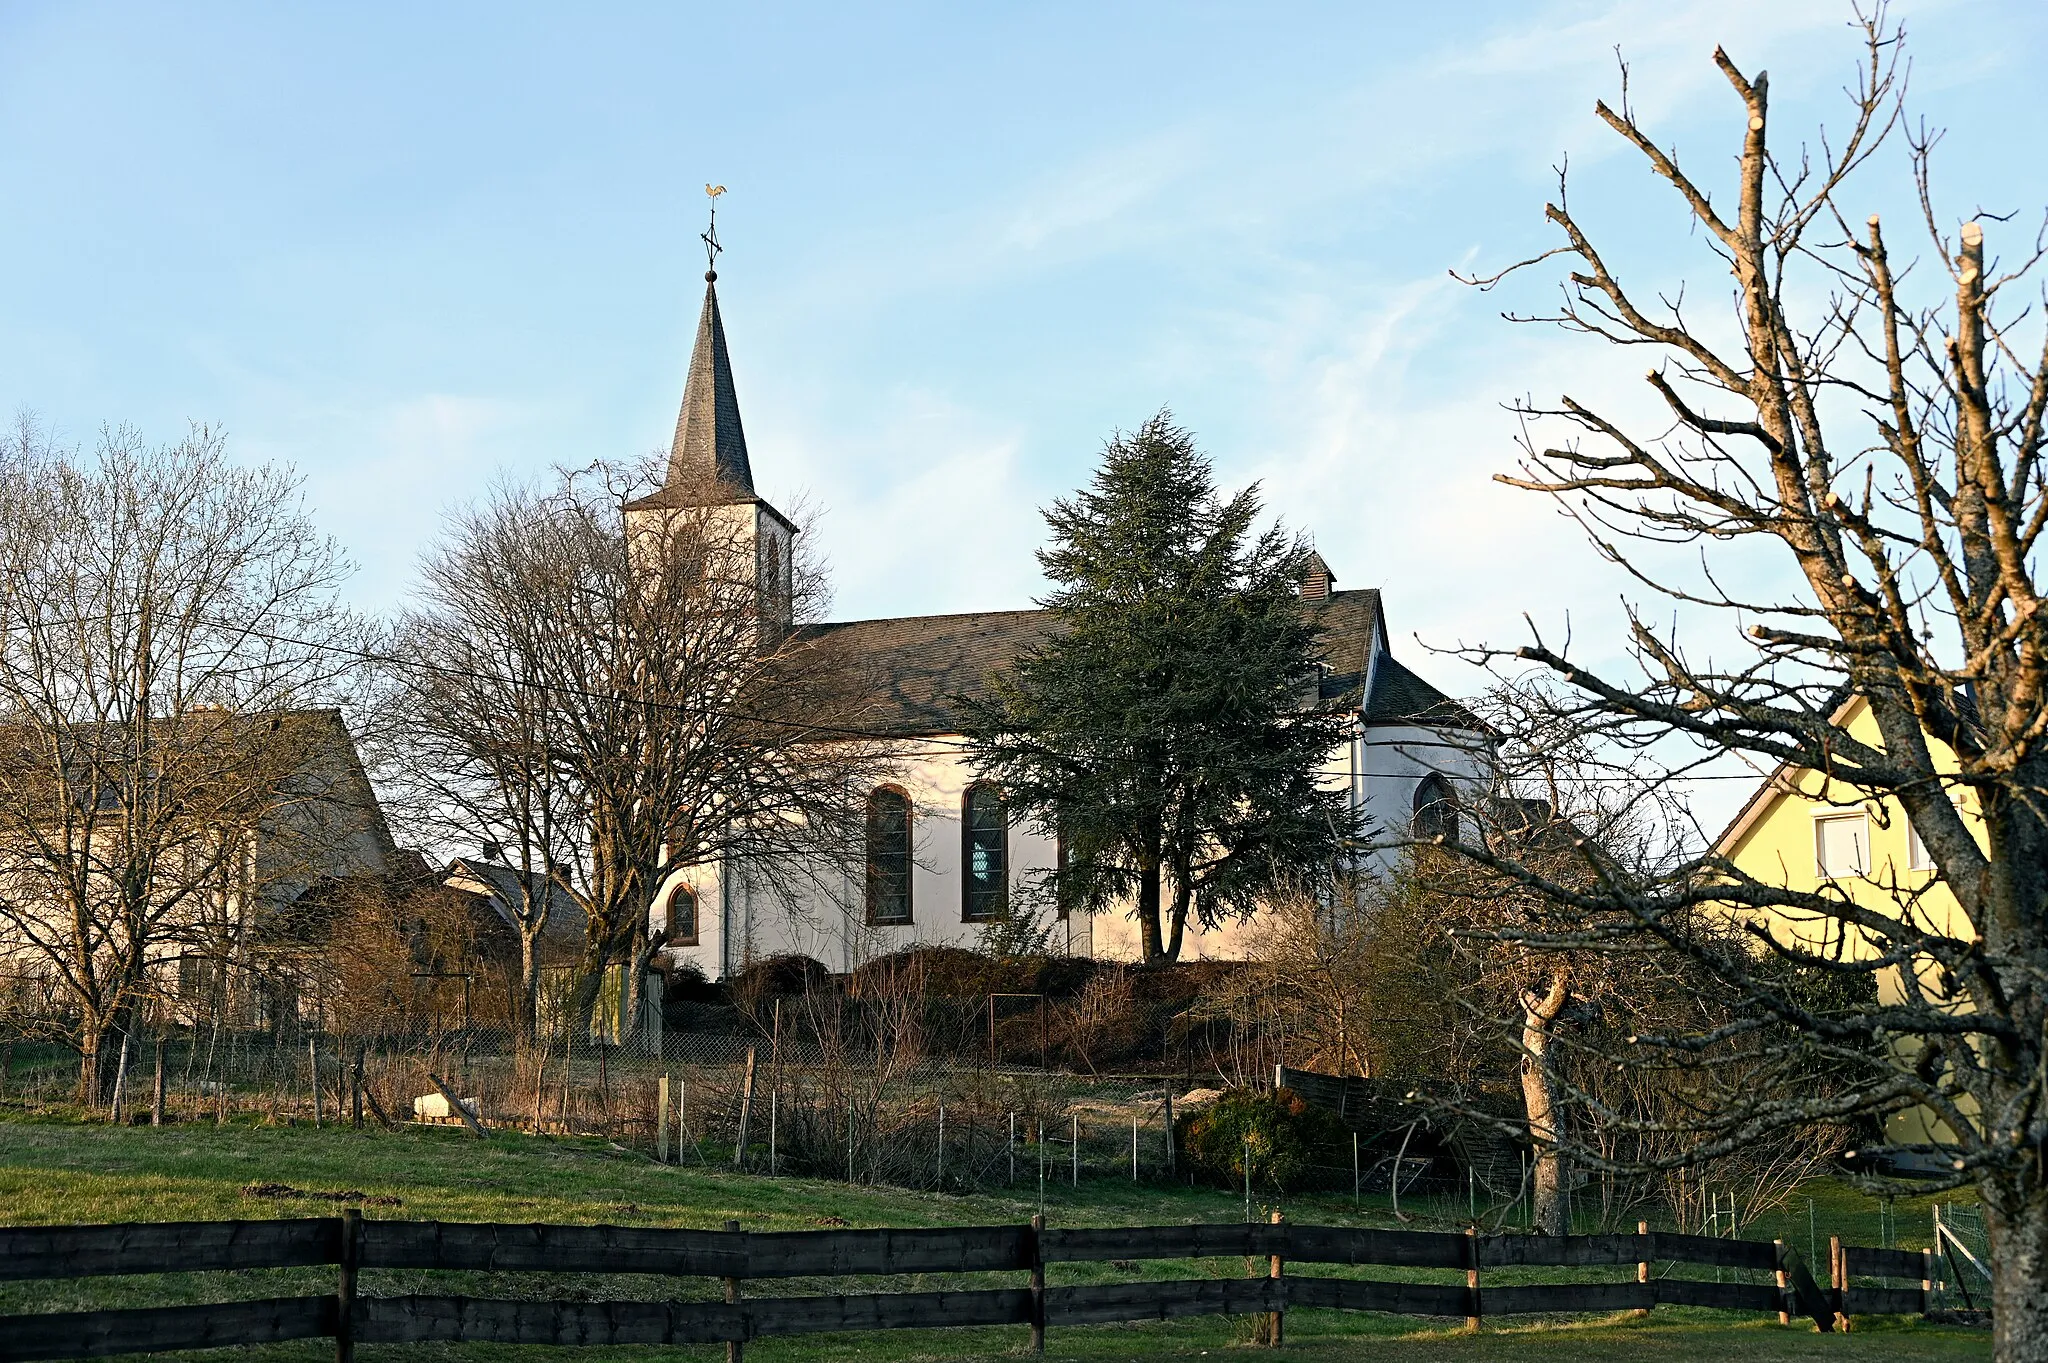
[666,275,754,496]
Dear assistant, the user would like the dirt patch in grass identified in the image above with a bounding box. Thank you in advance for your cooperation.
[239,1181,402,1206]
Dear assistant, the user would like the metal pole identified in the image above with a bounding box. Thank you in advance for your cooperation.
[1131,1113,1138,1181]
[1009,1111,1016,1184]
[1071,1114,1078,1187]
[1037,1122,1045,1215]
[937,1105,945,1190]
[769,1088,778,1174]
[1243,1136,1252,1221]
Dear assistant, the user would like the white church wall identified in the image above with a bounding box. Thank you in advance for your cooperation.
[1358,720,1491,862]
[653,744,1059,981]
[651,722,1491,980]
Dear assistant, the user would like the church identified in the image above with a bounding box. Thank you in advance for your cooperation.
[635,272,1492,981]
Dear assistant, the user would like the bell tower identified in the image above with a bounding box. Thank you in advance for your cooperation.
[624,194,795,634]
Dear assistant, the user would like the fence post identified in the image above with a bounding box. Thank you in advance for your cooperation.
[723,1218,744,1363]
[1843,1227,1859,1326]
[151,1041,166,1127]
[1465,1225,1480,1331]
[1028,1212,1046,1354]
[1267,1209,1285,1347]
[1778,1237,1835,1332]
[1071,1114,1079,1188]
[658,1074,671,1164]
[108,1029,130,1124]
[1352,1132,1359,1206]
[1163,1092,1175,1178]
[336,1206,360,1363]
[1773,1238,1789,1325]
[734,1047,757,1169]
[352,1046,365,1130]
[309,1037,321,1128]
[1921,1246,1934,1318]
[724,1211,749,1358]
[937,1105,945,1190]
[1636,1221,1651,1318]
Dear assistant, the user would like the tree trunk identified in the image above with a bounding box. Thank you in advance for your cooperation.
[1520,970,1570,1236]
[1136,861,1166,963]
[1985,1175,2048,1363]
[76,1020,107,1107]
[516,933,542,1052]
[1163,874,1191,964]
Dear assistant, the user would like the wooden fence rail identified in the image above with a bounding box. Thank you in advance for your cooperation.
[0,1213,1933,1362]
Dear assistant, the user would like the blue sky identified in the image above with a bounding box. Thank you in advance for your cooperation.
[4,0,2044,821]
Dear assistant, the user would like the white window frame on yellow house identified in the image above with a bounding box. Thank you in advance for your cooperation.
[1906,816,1934,872]
[1812,809,1869,881]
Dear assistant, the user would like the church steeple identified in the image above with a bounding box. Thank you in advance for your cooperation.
[624,191,797,639]
[667,277,755,496]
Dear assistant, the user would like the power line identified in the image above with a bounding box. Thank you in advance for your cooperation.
[1,608,1786,786]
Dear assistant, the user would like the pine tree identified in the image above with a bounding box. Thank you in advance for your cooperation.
[960,412,1362,963]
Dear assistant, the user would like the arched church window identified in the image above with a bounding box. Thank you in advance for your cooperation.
[962,783,1007,922]
[663,882,699,946]
[866,786,913,925]
[1412,772,1460,844]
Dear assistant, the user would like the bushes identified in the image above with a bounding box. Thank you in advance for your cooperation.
[730,954,831,999]
[1175,1087,1349,1192]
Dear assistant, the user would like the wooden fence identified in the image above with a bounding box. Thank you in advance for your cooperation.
[0,1214,1934,1361]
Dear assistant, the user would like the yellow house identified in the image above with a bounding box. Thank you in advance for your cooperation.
[1714,694,1978,1149]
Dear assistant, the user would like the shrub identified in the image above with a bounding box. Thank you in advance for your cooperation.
[730,953,831,999]
[1175,1087,1349,1192]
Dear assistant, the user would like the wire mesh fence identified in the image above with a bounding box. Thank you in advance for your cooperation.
[0,999,1993,1270]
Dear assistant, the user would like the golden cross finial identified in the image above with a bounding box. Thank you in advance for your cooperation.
[702,184,727,281]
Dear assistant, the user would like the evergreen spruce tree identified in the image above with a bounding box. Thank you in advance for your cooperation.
[959,412,1362,963]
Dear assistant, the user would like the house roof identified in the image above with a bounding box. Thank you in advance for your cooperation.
[443,857,584,937]
[793,586,1477,739]
[1710,692,1868,858]
[0,705,395,850]
[1362,654,1483,728]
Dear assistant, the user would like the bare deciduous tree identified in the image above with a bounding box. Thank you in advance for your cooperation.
[393,462,890,1040]
[1456,14,2048,1353]
[0,419,364,1099]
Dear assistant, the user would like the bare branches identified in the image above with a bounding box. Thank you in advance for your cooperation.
[1452,17,2048,1324]
[391,460,894,1038]
[0,423,370,1098]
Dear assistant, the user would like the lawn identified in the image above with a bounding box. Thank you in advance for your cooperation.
[0,1112,1990,1362]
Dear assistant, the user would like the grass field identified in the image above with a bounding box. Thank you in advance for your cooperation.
[0,1111,1991,1362]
